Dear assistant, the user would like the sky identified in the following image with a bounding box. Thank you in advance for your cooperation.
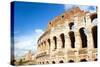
[12,1,97,58]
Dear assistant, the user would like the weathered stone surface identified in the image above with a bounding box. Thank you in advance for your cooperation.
[35,7,97,64]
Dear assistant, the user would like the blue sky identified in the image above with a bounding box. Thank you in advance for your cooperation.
[12,1,96,58]
[14,2,65,36]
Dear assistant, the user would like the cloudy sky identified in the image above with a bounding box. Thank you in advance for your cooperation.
[12,1,96,58]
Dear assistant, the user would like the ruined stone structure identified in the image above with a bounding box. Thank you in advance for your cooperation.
[35,7,97,64]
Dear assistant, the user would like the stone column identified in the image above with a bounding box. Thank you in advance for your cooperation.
[87,29,94,48]
[75,30,82,48]
[87,27,94,61]
[64,34,71,62]
[65,34,71,49]
[74,30,82,62]
[50,38,55,52]
[85,13,94,61]
[42,43,44,52]
[57,36,62,49]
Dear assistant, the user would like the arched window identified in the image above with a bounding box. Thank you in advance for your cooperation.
[44,41,46,46]
[60,33,65,48]
[62,15,64,18]
[69,31,75,48]
[52,61,55,64]
[48,39,51,47]
[68,60,74,63]
[38,44,40,47]
[79,28,87,48]
[53,36,57,49]
[94,58,97,61]
[59,60,64,63]
[41,43,43,48]
[69,22,74,30]
[80,59,87,62]
[90,13,97,22]
[92,26,97,48]
[42,62,44,64]
[46,61,49,64]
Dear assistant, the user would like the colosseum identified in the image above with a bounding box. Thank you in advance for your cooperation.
[35,7,97,64]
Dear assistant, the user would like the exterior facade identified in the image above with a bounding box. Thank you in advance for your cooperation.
[35,7,97,64]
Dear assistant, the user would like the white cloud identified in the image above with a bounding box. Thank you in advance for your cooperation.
[14,29,44,58]
[79,6,96,13]
[64,5,96,13]
[35,29,44,34]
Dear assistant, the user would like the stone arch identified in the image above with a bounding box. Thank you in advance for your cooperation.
[60,33,65,48]
[69,31,75,48]
[92,26,97,48]
[69,22,74,30]
[38,44,40,47]
[44,41,46,46]
[48,39,51,47]
[41,42,43,49]
[59,60,64,63]
[68,60,74,63]
[52,61,56,64]
[42,62,44,64]
[79,28,87,48]
[90,13,97,22]
[80,59,87,62]
[94,58,97,61]
[62,15,64,18]
[53,36,57,49]
[46,61,49,64]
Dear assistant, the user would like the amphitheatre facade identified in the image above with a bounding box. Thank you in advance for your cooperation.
[35,7,97,64]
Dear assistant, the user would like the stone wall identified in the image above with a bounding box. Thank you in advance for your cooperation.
[35,7,97,64]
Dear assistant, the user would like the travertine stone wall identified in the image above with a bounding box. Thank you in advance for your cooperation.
[35,7,97,64]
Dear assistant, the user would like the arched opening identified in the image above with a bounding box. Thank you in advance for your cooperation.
[69,22,74,30]
[62,15,64,18]
[53,36,57,49]
[79,28,87,48]
[52,61,55,64]
[41,42,43,49]
[48,39,51,47]
[90,13,97,22]
[69,31,75,48]
[80,59,87,62]
[46,61,49,64]
[92,26,97,48]
[42,62,44,64]
[48,39,51,52]
[68,60,74,63]
[94,58,97,61]
[44,41,46,46]
[59,60,64,63]
[60,33,65,48]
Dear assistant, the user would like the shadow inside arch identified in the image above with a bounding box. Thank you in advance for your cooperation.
[68,60,74,63]
[94,58,97,61]
[80,59,87,62]
[59,60,64,63]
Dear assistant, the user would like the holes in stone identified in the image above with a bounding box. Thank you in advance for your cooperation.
[59,60,64,63]
[69,22,74,30]
[52,61,55,64]
[60,33,65,48]
[79,28,87,48]
[92,26,97,48]
[69,31,75,48]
